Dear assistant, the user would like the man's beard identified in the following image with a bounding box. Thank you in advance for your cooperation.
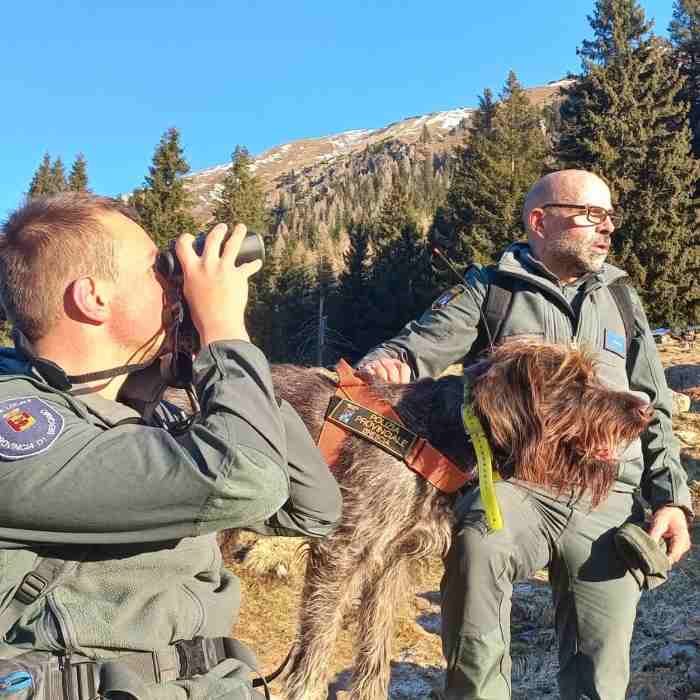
[548,237,607,278]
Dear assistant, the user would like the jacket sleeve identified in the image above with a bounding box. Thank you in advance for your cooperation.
[358,267,488,379]
[626,291,693,517]
[0,341,291,545]
[247,399,342,538]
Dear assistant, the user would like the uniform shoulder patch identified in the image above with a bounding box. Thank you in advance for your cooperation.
[0,397,65,460]
[604,328,626,358]
[432,285,466,311]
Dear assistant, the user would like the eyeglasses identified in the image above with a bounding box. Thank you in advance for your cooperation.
[541,203,622,227]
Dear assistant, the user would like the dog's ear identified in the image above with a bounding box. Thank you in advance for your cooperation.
[471,360,543,457]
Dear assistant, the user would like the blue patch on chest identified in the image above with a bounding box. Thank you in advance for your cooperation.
[0,397,64,460]
[604,329,626,358]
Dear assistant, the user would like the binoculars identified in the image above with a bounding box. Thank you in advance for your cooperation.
[154,229,266,387]
[155,230,265,281]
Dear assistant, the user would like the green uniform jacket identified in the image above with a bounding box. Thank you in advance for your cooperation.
[0,339,341,658]
[361,243,692,515]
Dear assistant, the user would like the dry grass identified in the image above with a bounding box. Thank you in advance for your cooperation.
[226,339,700,699]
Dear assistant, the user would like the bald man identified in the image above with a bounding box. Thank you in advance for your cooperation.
[358,170,692,700]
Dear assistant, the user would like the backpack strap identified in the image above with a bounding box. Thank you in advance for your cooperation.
[607,279,637,356]
[0,555,66,639]
[465,266,518,364]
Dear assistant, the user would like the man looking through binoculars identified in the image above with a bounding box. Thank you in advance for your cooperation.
[0,193,341,700]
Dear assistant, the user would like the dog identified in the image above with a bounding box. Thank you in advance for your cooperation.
[264,339,653,700]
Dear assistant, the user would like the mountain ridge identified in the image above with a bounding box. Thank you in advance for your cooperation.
[183,78,574,241]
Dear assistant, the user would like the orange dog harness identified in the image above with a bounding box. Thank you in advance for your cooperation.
[318,360,474,494]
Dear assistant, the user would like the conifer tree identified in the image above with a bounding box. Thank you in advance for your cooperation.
[213,146,276,356]
[27,153,53,197]
[131,128,196,246]
[68,153,89,192]
[330,221,375,360]
[670,0,700,160]
[558,0,700,325]
[213,146,269,236]
[315,247,337,365]
[246,239,280,355]
[419,154,436,211]
[269,244,317,362]
[372,176,415,252]
[578,0,652,63]
[363,177,436,345]
[367,215,435,345]
[28,153,71,197]
[431,74,549,267]
[50,158,67,193]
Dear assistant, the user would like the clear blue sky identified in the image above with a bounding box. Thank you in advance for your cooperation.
[0,0,676,219]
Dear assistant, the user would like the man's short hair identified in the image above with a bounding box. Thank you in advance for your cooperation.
[0,193,141,342]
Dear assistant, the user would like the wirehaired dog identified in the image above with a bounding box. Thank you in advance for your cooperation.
[266,339,653,700]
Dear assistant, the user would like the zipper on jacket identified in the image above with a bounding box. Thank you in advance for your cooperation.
[46,591,74,651]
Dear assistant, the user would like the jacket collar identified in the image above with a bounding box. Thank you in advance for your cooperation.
[2,330,141,427]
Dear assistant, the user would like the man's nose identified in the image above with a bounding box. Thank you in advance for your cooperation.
[599,215,615,234]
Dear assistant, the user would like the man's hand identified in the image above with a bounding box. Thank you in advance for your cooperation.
[176,223,263,346]
[357,358,412,384]
[648,505,692,565]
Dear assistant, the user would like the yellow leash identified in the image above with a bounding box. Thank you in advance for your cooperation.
[462,382,504,531]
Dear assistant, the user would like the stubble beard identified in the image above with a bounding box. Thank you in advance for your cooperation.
[547,236,607,279]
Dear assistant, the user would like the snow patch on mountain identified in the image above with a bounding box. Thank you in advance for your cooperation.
[427,108,474,130]
[328,129,376,150]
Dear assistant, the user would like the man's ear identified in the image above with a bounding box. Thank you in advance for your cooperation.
[528,208,546,238]
[67,276,111,325]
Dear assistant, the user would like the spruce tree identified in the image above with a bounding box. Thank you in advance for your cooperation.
[363,178,436,345]
[68,153,89,192]
[212,146,269,236]
[28,153,71,197]
[27,152,53,197]
[372,176,415,253]
[367,215,435,346]
[246,238,279,355]
[50,158,67,193]
[131,128,196,246]
[331,221,375,360]
[212,146,274,356]
[670,0,700,160]
[420,154,436,211]
[315,247,337,365]
[270,244,317,363]
[578,0,652,63]
[558,0,700,325]
[431,73,549,267]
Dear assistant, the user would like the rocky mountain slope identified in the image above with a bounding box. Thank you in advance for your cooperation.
[184,79,574,242]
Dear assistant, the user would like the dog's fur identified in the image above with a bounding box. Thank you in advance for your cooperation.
[267,339,652,700]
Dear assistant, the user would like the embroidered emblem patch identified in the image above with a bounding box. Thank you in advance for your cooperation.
[432,285,465,311]
[0,397,64,460]
[604,329,626,358]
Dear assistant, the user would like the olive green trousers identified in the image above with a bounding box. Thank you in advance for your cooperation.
[440,480,645,700]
